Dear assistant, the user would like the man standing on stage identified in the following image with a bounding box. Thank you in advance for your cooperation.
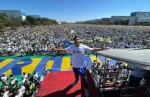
[51,36,109,97]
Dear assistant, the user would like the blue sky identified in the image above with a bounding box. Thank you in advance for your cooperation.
[0,0,150,22]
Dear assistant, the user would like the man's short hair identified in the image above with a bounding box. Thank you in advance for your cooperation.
[73,35,79,40]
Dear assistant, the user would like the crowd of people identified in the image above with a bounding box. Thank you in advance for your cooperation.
[0,24,150,96]
[91,60,130,88]
[0,24,149,56]
[0,70,47,97]
[91,60,150,90]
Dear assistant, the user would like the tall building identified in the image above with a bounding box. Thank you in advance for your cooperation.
[129,12,150,25]
[131,12,150,22]
[0,10,27,21]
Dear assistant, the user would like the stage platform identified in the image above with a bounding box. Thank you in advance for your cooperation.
[36,70,101,97]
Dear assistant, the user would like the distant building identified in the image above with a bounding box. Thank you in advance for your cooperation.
[0,10,27,21]
[128,17,137,26]
[128,12,150,25]
[131,12,150,22]
[28,15,40,18]
[111,16,130,24]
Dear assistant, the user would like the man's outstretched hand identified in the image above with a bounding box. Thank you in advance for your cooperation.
[102,47,111,50]
[50,48,55,52]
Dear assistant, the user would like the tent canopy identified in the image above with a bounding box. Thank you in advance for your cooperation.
[97,49,150,70]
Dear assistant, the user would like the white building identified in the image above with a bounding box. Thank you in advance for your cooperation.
[129,12,150,25]
[0,10,27,21]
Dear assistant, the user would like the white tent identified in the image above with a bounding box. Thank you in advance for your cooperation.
[97,48,150,70]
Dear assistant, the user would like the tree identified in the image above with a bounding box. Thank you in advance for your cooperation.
[0,13,8,21]
[0,13,9,31]
[114,19,129,25]
[23,16,58,26]
[135,22,150,26]
[101,18,112,25]
[26,16,36,25]
[75,19,112,25]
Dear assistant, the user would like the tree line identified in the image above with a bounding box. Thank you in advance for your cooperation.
[75,19,113,25]
[0,13,58,32]
[75,18,150,26]
[75,19,129,25]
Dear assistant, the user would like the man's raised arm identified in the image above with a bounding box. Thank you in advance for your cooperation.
[50,48,65,52]
[92,47,110,52]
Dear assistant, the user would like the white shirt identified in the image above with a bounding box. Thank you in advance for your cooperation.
[22,78,27,84]
[1,76,7,81]
[18,89,23,97]
[33,73,38,80]
[15,95,20,97]
[65,44,93,68]
[23,74,28,79]
[3,91,9,97]
[37,77,43,84]
[11,78,17,85]
[40,76,43,82]
[20,86,26,94]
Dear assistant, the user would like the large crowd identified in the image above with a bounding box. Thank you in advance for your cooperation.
[0,24,150,96]
[0,24,149,56]
[0,71,46,97]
